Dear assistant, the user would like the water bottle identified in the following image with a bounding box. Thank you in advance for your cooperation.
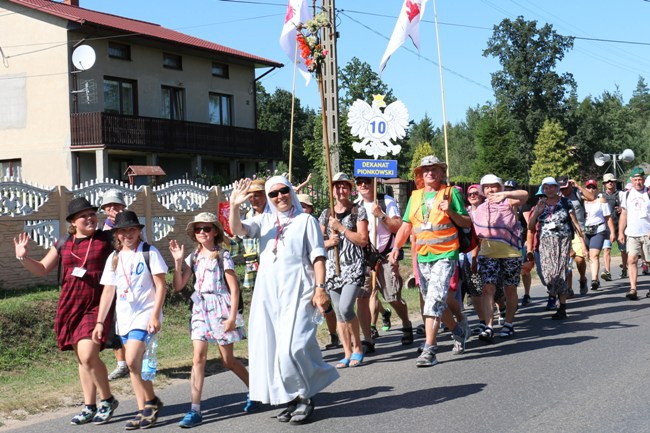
[141,333,158,382]
[312,308,324,326]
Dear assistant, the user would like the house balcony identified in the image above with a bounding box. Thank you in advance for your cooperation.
[70,112,283,160]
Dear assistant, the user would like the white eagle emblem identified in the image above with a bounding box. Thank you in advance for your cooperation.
[347,95,409,159]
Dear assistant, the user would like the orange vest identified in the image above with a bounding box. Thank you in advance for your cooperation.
[409,187,459,256]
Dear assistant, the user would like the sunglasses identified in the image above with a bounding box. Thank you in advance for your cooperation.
[604,180,614,184]
[194,225,213,234]
[356,179,371,185]
[586,185,597,189]
[468,192,479,197]
[268,186,291,198]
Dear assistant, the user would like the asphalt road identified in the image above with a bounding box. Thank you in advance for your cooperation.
[5,260,650,433]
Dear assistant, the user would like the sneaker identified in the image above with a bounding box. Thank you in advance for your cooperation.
[625,290,639,301]
[243,394,260,413]
[601,271,612,282]
[521,294,531,306]
[643,263,650,275]
[415,348,438,367]
[71,407,96,425]
[451,328,468,355]
[92,398,119,425]
[621,269,628,278]
[107,364,129,381]
[545,296,557,311]
[179,410,203,428]
[551,307,567,320]
[381,309,392,331]
[579,279,588,295]
[591,280,600,291]
[370,325,380,340]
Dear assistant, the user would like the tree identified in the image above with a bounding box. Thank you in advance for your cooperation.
[484,16,576,171]
[408,142,433,181]
[529,119,578,183]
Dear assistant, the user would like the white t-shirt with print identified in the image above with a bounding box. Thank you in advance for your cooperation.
[358,195,400,252]
[100,242,168,335]
[621,188,650,237]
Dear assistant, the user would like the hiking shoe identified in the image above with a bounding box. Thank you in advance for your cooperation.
[579,279,588,295]
[71,407,96,425]
[381,309,392,331]
[625,290,639,301]
[452,328,468,355]
[415,348,438,367]
[621,269,628,278]
[521,294,531,306]
[243,394,260,413]
[552,307,567,320]
[92,398,119,425]
[601,271,612,282]
[179,410,203,428]
[545,296,557,311]
[370,325,380,340]
[107,364,129,381]
[591,280,600,291]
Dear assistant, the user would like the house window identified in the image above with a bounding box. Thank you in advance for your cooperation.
[0,159,21,178]
[108,42,131,60]
[163,53,182,70]
[162,86,185,120]
[103,77,137,115]
[209,93,232,125]
[211,62,229,78]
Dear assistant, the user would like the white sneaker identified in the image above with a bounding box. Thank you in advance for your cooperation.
[108,365,129,381]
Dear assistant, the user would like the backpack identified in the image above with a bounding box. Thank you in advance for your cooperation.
[187,248,244,314]
[443,187,478,254]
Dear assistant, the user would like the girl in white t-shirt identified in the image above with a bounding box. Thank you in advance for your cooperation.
[169,212,254,429]
[93,211,168,430]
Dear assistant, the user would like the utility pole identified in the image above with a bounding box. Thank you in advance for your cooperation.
[320,0,340,173]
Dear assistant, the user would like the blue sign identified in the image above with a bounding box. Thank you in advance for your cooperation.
[353,159,398,178]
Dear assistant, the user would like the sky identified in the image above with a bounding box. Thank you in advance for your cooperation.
[71,0,650,125]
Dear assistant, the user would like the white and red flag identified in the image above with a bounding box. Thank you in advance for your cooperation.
[279,0,311,84]
[379,0,428,74]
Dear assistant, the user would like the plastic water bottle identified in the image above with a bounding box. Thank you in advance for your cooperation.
[312,308,324,326]
[141,333,158,382]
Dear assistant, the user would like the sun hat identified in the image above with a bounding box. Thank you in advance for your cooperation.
[112,210,144,231]
[602,173,616,183]
[630,167,645,178]
[66,197,98,222]
[541,177,559,187]
[467,184,480,193]
[535,185,544,197]
[248,179,266,192]
[504,180,518,189]
[585,179,598,188]
[100,189,126,210]
[296,193,313,207]
[414,155,447,175]
[332,172,354,189]
[186,212,224,239]
[479,174,503,196]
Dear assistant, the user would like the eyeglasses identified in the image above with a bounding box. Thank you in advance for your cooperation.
[268,186,291,198]
[194,225,213,234]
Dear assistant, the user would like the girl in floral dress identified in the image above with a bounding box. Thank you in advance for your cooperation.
[169,212,254,428]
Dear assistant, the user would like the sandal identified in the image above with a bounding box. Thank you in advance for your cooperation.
[349,352,364,367]
[478,326,494,343]
[139,397,163,429]
[401,326,414,345]
[499,323,515,338]
[125,413,143,430]
[336,358,350,369]
[361,340,375,354]
[289,398,314,425]
[277,399,298,422]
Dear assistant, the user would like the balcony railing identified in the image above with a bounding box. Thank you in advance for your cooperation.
[70,112,283,160]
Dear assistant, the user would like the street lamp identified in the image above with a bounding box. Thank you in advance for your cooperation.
[593,148,635,179]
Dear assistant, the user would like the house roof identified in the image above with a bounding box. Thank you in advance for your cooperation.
[6,0,283,68]
[124,165,166,176]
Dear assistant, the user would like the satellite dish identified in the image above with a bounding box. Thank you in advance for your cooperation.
[619,148,635,163]
[71,45,96,71]
[594,151,611,167]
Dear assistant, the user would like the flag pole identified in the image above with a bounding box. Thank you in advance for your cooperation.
[287,40,300,183]
[433,0,450,179]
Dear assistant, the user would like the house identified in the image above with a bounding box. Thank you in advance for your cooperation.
[0,0,284,186]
